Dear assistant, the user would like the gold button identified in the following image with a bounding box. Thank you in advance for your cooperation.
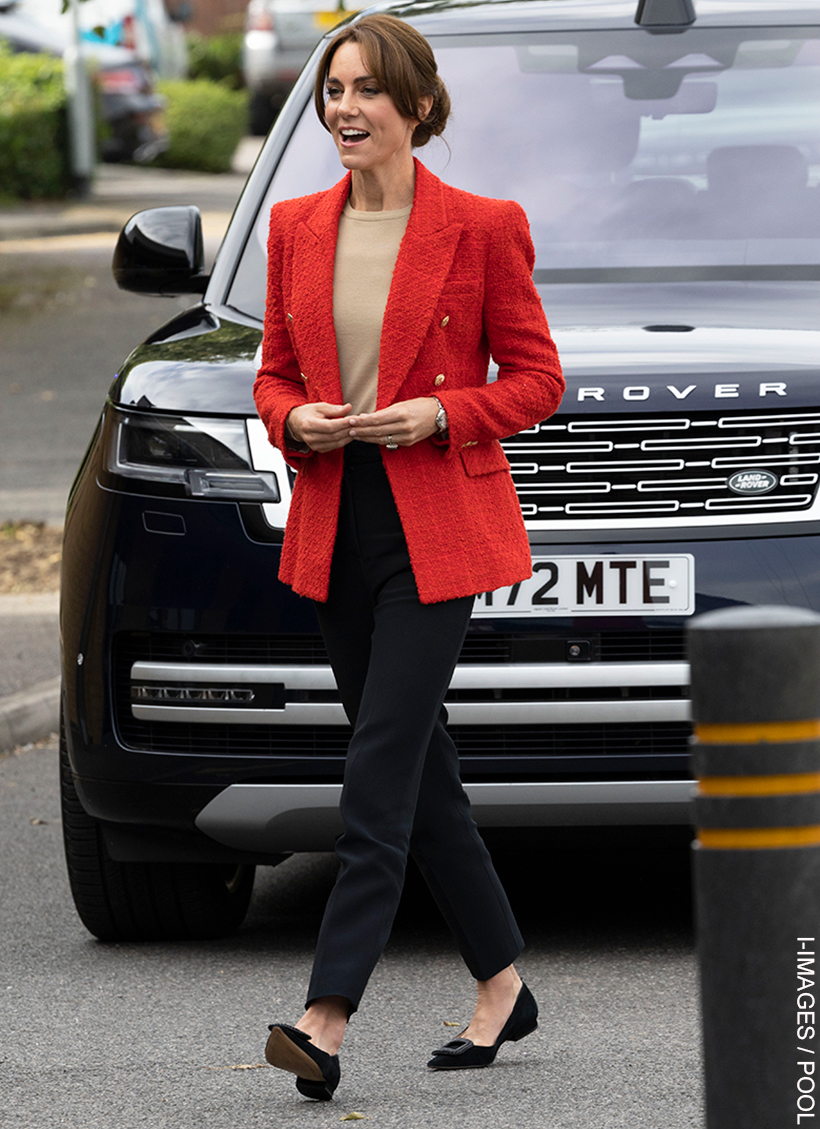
[461,441,478,448]
[434,374,445,387]
[441,316,450,328]
[286,312,293,322]
[300,372,307,382]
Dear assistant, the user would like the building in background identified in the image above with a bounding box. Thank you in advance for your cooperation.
[182,0,246,37]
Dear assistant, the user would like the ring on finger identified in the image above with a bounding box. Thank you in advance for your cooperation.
[385,434,399,450]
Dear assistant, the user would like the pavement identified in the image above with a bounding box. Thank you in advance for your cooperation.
[0,139,264,752]
[0,135,264,248]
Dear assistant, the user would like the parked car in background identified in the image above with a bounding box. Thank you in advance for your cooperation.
[60,0,820,941]
[0,0,168,162]
[242,0,356,134]
[20,0,188,78]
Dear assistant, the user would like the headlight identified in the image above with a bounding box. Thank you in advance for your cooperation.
[102,406,280,502]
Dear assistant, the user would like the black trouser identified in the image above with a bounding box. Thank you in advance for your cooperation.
[307,442,524,1013]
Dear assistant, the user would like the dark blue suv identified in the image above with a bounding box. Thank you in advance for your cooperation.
[60,0,820,939]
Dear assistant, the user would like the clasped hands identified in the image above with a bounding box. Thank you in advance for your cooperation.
[285,398,440,454]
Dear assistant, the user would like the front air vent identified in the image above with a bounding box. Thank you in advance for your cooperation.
[115,629,686,671]
[113,712,691,777]
[503,408,820,529]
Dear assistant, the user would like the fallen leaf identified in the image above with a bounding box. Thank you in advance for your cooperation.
[29,818,50,826]
[443,1020,460,1026]
[340,1114,367,1121]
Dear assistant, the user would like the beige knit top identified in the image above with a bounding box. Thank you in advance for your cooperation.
[333,200,412,415]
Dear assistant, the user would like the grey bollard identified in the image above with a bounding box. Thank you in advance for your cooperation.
[688,606,820,1129]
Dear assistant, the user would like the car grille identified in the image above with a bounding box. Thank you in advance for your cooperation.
[115,628,686,667]
[113,631,691,775]
[113,711,691,772]
[502,407,820,523]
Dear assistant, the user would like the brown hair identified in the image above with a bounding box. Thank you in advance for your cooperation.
[313,13,450,148]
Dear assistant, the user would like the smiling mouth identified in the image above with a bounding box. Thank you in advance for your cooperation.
[340,129,370,144]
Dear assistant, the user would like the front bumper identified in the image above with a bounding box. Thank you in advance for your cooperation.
[194,779,695,854]
[61,473,820,859]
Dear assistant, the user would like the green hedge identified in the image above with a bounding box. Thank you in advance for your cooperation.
[186,32,243,89]
[155,79,248,173]
[0,49,71,199]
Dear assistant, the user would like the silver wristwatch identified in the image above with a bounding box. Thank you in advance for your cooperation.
[433,396,448,433]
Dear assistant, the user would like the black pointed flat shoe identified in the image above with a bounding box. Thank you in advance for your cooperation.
[265,1023,340,1100]
[427,982,538,1070]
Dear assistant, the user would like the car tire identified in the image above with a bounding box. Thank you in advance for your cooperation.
[60,719,255,941]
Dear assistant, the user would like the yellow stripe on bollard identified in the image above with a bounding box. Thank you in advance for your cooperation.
[698,772,820,796]
[694,719,820,744]
[697,825,820,849]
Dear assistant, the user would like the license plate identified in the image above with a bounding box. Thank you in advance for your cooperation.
[472,554,695,617]
[313,9,355,29]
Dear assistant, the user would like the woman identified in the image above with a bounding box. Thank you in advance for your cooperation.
[253,12,564,1101]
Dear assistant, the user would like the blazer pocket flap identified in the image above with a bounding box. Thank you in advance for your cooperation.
[459,442,511,476]
[441,278,481,295]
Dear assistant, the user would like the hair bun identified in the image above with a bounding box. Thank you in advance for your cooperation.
[413,75,450,149]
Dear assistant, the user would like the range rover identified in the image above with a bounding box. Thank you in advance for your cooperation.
[60,0,820,938]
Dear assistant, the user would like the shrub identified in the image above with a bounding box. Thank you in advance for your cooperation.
[154,79,248,173]
[187,32,244,89]
[0,49,71,199]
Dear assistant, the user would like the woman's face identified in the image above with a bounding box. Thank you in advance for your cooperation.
[324,41,421,176]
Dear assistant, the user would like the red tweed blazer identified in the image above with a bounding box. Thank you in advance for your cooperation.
[253,159,564,604]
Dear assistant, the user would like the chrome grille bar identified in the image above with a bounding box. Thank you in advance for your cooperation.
[503,406,820,529]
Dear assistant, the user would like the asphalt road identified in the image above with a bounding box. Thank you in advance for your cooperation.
[1,741,703,1128]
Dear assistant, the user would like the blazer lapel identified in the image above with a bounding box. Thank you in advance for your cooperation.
[288,174,350,403]
[377,161,464,409]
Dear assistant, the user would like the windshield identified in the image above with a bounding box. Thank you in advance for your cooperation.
[228,26,820,320]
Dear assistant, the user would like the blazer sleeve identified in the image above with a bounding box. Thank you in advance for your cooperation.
[434,199,564,453]
[253,204,314,465]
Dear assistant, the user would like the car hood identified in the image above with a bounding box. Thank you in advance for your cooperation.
[112,283,820,418]
[545,280,820,415]
[112,307,264,416]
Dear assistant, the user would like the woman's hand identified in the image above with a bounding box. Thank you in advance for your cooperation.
[347,398,440,448]
[287,402,353,452]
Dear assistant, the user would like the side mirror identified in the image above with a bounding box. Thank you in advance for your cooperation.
[113,206,209,296]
